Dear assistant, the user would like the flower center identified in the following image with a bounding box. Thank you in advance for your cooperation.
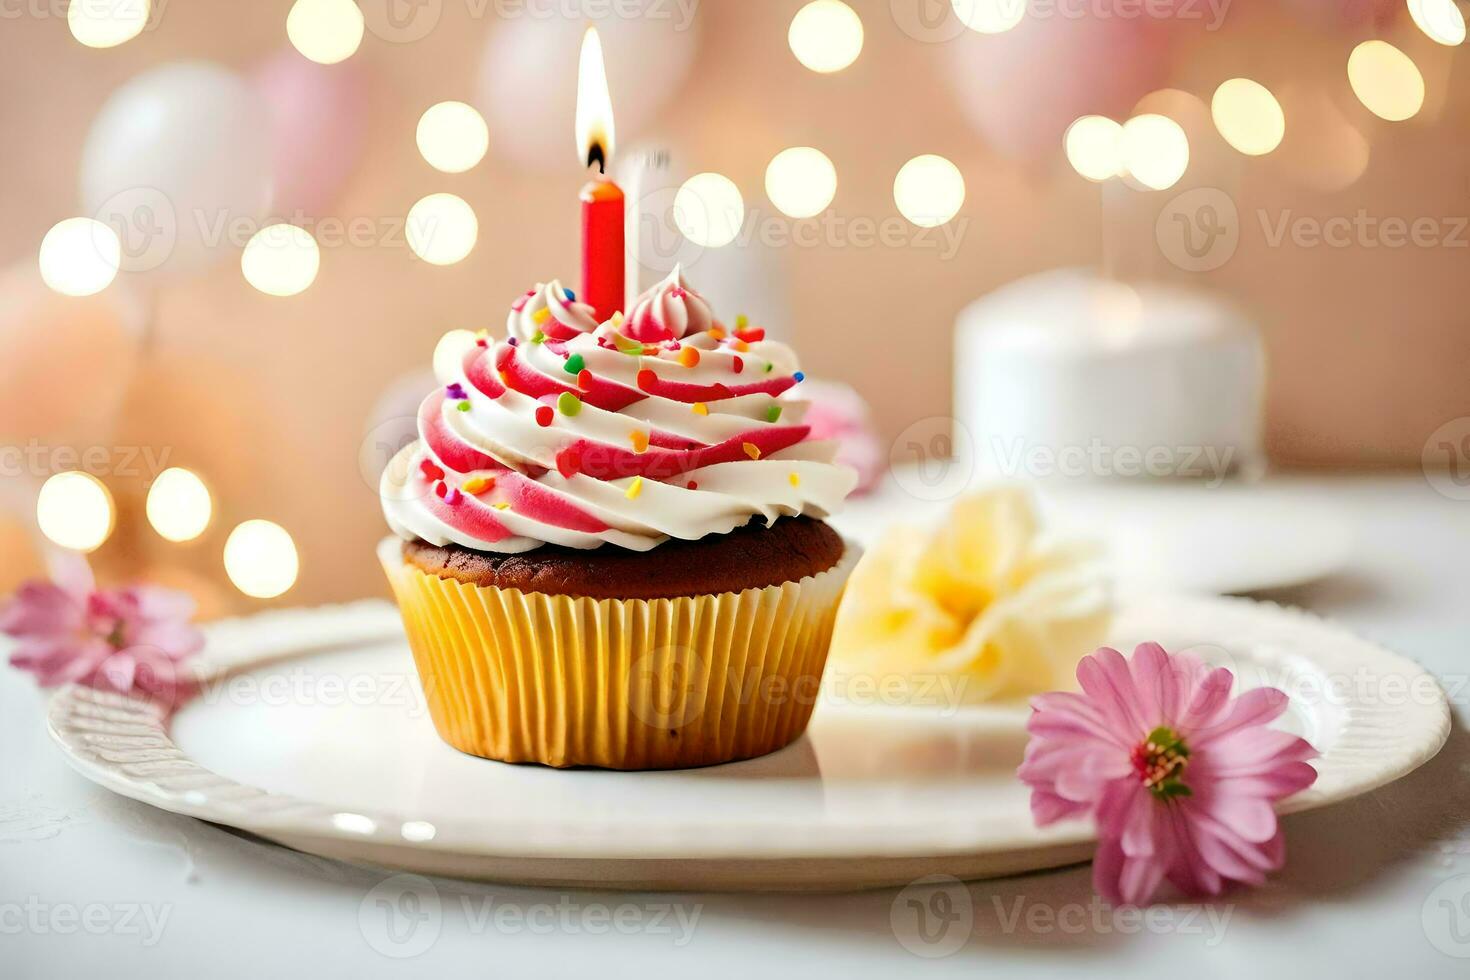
[1131,726,1191,800]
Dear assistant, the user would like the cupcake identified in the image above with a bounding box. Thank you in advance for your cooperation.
[379,268,858,769]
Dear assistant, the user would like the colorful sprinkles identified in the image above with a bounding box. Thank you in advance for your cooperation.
[535,405,554,427]
[630,430,650,454]
[532,307,552,325]
[766,404,783,423]
[564,353,586,375]
[691,402,709,416]
[462,476,494,495]
[788,472,801,487]
[557,392,582,417]
[625,477,644,501]
[678,346,701,368]
[743,442,762,461]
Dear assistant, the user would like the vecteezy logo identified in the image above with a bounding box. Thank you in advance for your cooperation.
[1422,417,1470,501]
[1156,187,1240,273]
[359,874,442,958]
[890,417,975,502]
[362,0,443,44]
[93,187,177,274]
[889,0,968,43]
[1423,874,1470,958]
[890,874,973,958]
[627,645,708,731]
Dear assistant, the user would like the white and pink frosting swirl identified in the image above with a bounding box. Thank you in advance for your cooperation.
[624,266,714,341]
[381,273,857,553]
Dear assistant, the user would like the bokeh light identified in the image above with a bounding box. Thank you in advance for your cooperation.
[68,0,150,48]
[674,173,746,248]
[241,224,321,297]
[893,155,965,228]
[765,147,838,219]
[1064,116,1124,182]
[37,472,114,554]
[1121,114,1190,191]
[788,1,864,74]
[952,0,1025,34]
[1347,41,1425,122]
[146,468,213,543]
[417,102,490,174]
[286,0,364,65]
[224,520,300,599]
[1409,0,1466,46]
[38,218,121,297]
[406,193,480,265]
[1211,78,1286,156]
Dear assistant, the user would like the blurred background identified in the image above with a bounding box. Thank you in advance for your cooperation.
[1,0,1467,612]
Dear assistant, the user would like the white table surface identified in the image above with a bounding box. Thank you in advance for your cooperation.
[4,474,1469,977]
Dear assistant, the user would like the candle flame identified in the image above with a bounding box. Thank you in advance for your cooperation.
[576,26,615,173]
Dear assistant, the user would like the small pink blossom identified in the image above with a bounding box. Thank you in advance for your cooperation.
[1019,643,1318,905]
[2,553,203,707]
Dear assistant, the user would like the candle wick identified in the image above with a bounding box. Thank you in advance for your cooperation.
[586,143,607,176]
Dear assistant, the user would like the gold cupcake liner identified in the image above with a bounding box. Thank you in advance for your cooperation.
[378,537,857,770]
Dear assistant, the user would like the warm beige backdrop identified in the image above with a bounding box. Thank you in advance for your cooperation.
[2,0,1467,606]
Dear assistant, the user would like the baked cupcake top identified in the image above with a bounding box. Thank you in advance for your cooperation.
[381,268,858,554]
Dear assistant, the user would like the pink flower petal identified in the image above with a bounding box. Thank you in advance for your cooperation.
[1118,850,1167,906]
[130,586,198,623]
[1192,686,1290,745]
[126,622,205,660]
[1177,666,1235,733]
[1030,789,1090,826]
[1128,642,1174,727]
[1077,647,1147,738]
[45,551,96,604]
[1197,792,1278,844]
[0,583,83,638]
[98,653,137,693]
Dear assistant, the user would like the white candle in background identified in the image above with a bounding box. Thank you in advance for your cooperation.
[954,268,1266,485]
[617,145,791,340]
[618,145,677,309]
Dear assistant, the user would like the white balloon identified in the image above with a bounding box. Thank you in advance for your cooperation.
[81,62,273,280]
[477,2,700,171]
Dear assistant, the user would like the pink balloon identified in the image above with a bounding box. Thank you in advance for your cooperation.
[944,16,1171,161]
[252,50,368,216]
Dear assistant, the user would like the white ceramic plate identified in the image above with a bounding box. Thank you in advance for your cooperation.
[833,471,1355,597]
[47,596,1447,892]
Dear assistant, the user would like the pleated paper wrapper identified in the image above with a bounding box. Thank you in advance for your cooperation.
[379,538,858,770]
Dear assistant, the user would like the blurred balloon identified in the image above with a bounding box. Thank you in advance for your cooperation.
[477,1,701,171]
[943,16,1170,161]
[0,262,143,448]
[252,49,368,215]
[81,62,273,280]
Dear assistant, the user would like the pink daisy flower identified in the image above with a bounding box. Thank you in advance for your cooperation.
[1019,642,1318,905]
[2,553,203,708]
